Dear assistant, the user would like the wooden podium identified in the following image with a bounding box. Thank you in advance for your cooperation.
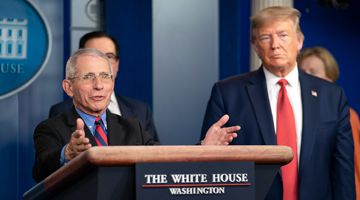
[23,145,292,200]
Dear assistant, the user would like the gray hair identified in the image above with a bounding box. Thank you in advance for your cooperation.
[65,48,113,79]
[250,6,304,43]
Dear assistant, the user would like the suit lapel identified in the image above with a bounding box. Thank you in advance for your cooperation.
[298,71,320,174]
[117,96,134,118]
[247,68,276,145]
[106,110,127,145]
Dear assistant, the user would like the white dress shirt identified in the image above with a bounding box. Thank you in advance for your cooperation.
[263,66,303,162]
[108,92,122,116]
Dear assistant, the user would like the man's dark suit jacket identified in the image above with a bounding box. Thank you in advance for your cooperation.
[201,67,355,199]
[48,95,159,142]
[33,108,158,182]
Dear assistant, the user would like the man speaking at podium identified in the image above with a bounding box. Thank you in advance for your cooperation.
[32,48,240,182]
[201,6,355,200]
[48,31,159,142]
[32,48,158,182]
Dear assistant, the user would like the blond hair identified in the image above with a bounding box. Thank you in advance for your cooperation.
[251,6,304,42]
[298,46,340,82]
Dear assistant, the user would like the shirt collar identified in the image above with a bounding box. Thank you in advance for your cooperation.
[110,92,117,103]
[263,64,299,88]
[75,108,108,130]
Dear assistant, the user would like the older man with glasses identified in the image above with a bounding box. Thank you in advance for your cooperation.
[48,31,159,142]
[33,48,240,182]
[32,48,159,182]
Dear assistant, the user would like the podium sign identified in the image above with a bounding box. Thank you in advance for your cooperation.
[136,162,255,200]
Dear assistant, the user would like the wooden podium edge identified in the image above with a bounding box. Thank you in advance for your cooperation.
[24,145,292,199]
[85,145,293,165]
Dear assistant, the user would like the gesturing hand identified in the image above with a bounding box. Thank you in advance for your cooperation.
[201,114,240,145]
[65,118,92,161]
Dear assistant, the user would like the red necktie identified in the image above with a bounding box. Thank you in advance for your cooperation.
[94,117,108,146]
[276,79,298,200]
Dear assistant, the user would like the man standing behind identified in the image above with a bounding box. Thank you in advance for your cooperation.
[33,48,158,182]
[201,6,355,199]
[49,31,159,142]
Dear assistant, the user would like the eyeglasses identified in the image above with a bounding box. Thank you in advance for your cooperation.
[69,72,113,83]
[105,53,118,62]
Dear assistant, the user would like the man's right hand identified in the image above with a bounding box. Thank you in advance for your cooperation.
[201,114,240,145]
[65,118,92,161]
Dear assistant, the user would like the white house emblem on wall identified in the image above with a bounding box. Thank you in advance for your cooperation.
[0,0,51,100]
[0,18,28,59]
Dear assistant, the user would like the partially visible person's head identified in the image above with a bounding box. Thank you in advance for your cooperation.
[251,6,304,77]
[79,31,120,79]
[298,46,339,82]
[63,48,114,116]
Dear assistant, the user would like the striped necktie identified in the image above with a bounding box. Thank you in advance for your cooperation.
[94,117,108,146]
[276,79,298,200]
